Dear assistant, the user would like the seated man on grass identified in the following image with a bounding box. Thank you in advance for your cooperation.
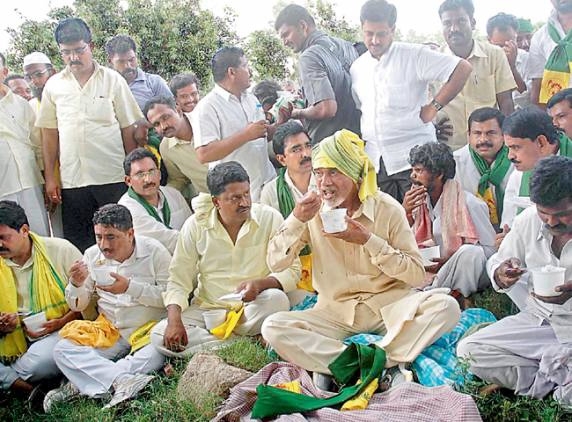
[458,156,572,408]
[262,130,460,384]
[403,142,496,305]
[44,204,171,412]
[151,161,300,357]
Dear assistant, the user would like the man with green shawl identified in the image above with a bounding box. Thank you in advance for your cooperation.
[262,129,460,381]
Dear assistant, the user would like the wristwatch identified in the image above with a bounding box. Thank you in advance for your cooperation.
[431,99,444,111]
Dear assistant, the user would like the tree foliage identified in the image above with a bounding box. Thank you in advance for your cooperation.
[306,0,359,42]
[244,30,290,82]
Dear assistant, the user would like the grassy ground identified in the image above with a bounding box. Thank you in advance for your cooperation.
[0,291,569,421]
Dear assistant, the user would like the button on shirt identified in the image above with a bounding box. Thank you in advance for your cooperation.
[0,90,43,197]
[35,62,143,189]
[66,236,170,338]
[487,206,572,343]
[129,68,173,111]
[192,85,275,201]
[350,42,460,175]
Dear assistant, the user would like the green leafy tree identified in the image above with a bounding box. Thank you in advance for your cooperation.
[306,0,359,42]
[244,29,290,82]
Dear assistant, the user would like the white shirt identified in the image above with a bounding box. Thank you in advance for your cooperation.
[487,206,572,343]
[500,170,532,228]
[513,49,531,109]
[259,171,317,212]
[528,10,568,82]
[191,84,275,201]
[118,186,192,254]
[350,42,460,175]
[66,235,171,338]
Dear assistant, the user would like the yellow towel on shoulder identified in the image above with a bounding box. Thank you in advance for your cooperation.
[60,314,120,348]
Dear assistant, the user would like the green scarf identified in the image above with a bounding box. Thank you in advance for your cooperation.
[539,23,572,103]
[252,344,386,419]
[127,187,171,229]
[469,145,511,222]
[277,168,310,256]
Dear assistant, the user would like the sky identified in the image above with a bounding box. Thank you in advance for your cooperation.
[0,0,554,53]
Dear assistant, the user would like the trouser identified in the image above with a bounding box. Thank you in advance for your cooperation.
[1,186,49,237]
[53,337,164,398]
[151,288,290,358]
[457,311,572,405]
[261,292,460,374]
[61,182,127,252]
[430,244,489,297]
[377,157,411,204]
[0,332,61,390]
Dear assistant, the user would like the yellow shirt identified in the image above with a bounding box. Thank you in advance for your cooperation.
[438,40,516,151]
[164,196,301,311]
[35,62,143,188]
[268,191,425,325]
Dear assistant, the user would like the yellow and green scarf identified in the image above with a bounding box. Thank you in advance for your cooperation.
[539,23,572,104]
[0,233,69,363]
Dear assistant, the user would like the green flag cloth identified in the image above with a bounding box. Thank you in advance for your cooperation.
[252,344,386,419]
[127,187,171,229]
[539,23,572,104]
[469,145,511,222]
[277,168,310,256]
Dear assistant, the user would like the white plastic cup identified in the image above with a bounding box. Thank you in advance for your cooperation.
[531,266,566,297]
[92,266,117,286]
[203,309,227,330]
[320,208,348,233]
[22,311,47,333]
[419,246,441,266]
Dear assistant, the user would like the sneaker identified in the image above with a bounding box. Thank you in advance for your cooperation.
[43,381,80,413]
[103,373,154,409]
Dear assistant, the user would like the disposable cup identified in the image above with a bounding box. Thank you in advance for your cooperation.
[203,309,227,330]
[22,311,47,333]
[320,208,347,233]
[531,266,566,297]
[419,246,441,266]
[92,266,117,286]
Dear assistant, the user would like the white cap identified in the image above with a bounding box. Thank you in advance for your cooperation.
[23,52,52,68]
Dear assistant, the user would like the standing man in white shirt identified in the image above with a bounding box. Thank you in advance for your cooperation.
[192,47,275,201]
[118,148,191,254]
[350,0,471,202]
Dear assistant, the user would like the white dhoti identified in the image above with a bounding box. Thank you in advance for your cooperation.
[1,186,49,237]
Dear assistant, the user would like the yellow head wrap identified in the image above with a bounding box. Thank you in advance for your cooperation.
[312,129,377,202]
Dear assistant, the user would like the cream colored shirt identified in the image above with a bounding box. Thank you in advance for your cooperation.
[3,237,81,312]
[437,40,516,151]
[259,171,317,212]
[164,195,301,311]
[0,90,43,197]
[35,62,143,189]
[66,235,170,338]
[268,191,425,325]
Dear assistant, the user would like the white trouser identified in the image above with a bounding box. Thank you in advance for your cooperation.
[151,288,290,358]
[457,311,572,405]
[53,337,164,397]
[1,186,49,236]
[0,332,61,390]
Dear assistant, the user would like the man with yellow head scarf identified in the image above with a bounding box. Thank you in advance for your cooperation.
[262,129,461,381]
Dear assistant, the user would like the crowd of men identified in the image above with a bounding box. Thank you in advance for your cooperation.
[1,0,572,415]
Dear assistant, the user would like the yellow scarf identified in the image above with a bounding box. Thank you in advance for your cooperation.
[60,314,120,348]
[0,233,69,362]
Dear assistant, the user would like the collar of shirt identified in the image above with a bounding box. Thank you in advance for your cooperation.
[301,29,327,52]
[3,244,35,271]
[205,203,262,235]
[446,39,487,60]
[284,170,317,198]
[549,9,566,36]
[213,83,246,102]
[133,68,146,83]
[164,135,191,149]
[95,236,152,267]
[350,195,376,222]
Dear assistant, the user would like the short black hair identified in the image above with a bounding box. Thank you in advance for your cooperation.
[438,0,474,19]
[547,87,572,110]
[530,156,572,206]
[273,120,308,155]
[486,13,518,38]
[5,74,26,84]
[360,0,397,27]
[92,204,133,231]
[0,201,29,231]
[502,106,560,145]
[0,52,6,68]
[253,79,281,108]
[55,18,92,44]
[123,147,159,176]
[169,73,200,97]
[408,142,456,181]
[211,47,245,83]
[207,161,250,196]
[143,95,177,119]
[105,34,137,57]
[468,107,505,132]
[275,4,315,31]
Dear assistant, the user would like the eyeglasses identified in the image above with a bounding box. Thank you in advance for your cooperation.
[60,45,89,57]
[24,68,50,81]
[131,168,160,180]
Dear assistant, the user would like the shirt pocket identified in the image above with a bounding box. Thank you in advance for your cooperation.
[465,73,496,106]
[380,83,412,111]
[85,96,115,124]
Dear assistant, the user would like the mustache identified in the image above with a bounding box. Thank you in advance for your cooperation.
[143,182,156,189]
[300,157,311,165]
[476,141,494,149]
[237,206,250,213]
[122,68,136,77]
[70,61,83,66]
[510,158,520,164]
[545,223,567,232]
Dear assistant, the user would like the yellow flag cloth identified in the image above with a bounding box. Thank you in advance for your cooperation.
[0,233,69,363]
[60,314,120,348]
[298,254,314,292]
[312,129,377,203]
[340,378,379,411]
[476,187,499,226]
[128,320,158,354]
[210,306,245,340]
[273,380,302,394]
